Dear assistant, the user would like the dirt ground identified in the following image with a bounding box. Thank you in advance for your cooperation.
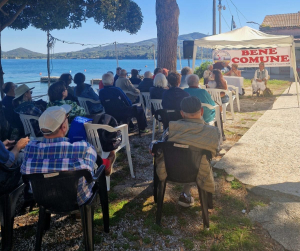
[2,80,291,250]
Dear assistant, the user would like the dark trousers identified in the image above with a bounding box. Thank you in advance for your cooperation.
[128,106,147,130]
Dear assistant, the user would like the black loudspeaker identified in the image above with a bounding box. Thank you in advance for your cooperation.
[183,40,194,59]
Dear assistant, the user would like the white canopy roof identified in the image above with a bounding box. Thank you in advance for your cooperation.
[194,26,294,49]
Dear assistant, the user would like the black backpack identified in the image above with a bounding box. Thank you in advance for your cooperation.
[93,114,122,152]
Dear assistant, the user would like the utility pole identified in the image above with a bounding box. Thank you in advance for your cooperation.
[218,0,226,34]
[47,31,50,87]
[213,0,216,35]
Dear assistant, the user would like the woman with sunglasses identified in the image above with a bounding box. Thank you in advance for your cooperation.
[47,81,86,122]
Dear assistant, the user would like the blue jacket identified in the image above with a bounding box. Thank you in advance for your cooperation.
[162,87,190,110]
[99,86,132,107]
[0,141,14,167]
[184,87,216,123]
[74,84,103,114]
[150,87,166,99]
[138,78,154,92]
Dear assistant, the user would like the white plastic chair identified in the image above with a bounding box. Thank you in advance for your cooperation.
[19,114,43,140]
[201,103,223,144]
[150,99,163,140]
[84,123,135,191]
[141,92,151,117]
[123,90,145,113]
[205,88,234,122]
[227,84,240,112]
[78,97,104,116]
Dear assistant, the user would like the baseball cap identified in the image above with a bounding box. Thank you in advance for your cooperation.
[180,96,202,114]
[39,105,72,134]
[13,84,34,100]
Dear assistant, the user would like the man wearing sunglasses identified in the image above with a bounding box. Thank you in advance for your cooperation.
[21,105,100,205]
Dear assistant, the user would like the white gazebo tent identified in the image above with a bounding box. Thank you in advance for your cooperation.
[192,26,299,106]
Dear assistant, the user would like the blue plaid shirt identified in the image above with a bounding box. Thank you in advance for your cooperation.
[21,137,97,206]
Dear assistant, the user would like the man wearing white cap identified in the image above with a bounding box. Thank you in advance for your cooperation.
[21,105,99,205]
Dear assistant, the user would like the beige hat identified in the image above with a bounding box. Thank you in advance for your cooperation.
[13,84,34,100]
[39,105,72,134]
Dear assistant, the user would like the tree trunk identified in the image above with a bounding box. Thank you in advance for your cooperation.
[0,29,4,99]
[156,0,179,72]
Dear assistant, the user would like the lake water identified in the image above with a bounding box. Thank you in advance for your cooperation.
[1,58,206,98]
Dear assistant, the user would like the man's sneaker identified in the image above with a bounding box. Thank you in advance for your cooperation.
[140,129,149,133]
[178,193,194,207]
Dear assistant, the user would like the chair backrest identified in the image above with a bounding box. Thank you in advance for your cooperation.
[101,98,130,122]
[19,114,40,138]
[155,109,182,129]
[153,142,211,183]
[206,88,224,106]
[78,97,92,115]
[150,99,163,112]
[25,170,93,213]
[141,92,151,110]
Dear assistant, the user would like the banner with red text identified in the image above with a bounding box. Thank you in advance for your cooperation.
[213,47,291,67]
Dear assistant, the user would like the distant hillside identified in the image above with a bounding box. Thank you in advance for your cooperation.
[2,32,211,59]
[2,48,46,59]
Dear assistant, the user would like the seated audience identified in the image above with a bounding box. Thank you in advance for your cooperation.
[20,105,102,205]
[150,96,220,207]
[180,67,192,88]
[153,67,163,79]
[99,71,114,90]
[13,84,47,136]
[2,82,24,136]
[224,63,241,77]
[73,72,103,114]
[150,73,169,99]
[129,69,142,86]
[138,71,154,92]
[114,67,122,85]
[162,72,189,110]
[162,68,169,77]
[203,64,214,85]
[207,70,229,104]
[213,61,231,71]
[252,62,268,94]
[59,73,78,103]
[184,74,216,123]
[99,73,148,133]
[47,81,86,122]
[115,69,140,103]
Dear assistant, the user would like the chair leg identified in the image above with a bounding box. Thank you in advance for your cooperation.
[222,104,226,122]
[44,212,51,231]
[156,180,167,226]
[125,143,135,178]
[207,192,213,209]
[105,176,110,192]
[152,118,156,141]
[98,171,109,233]
[35,206,47,251]
[1,195,13,251]
[80,205,94,251]
[197,186,209,229]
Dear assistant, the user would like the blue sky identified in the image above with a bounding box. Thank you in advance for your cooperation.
[2,0,299,53]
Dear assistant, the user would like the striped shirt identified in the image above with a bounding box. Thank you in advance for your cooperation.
[21,137,97,205]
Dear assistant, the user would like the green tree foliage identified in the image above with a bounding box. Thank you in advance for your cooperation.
[194,61,212,78]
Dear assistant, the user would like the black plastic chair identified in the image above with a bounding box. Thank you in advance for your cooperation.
[0,162,24,251]
[152,141,213,229]
[25,165,109,251]
[154,109,182,130]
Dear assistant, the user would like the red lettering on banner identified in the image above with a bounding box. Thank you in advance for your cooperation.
[250,50,258,55]
[232,57,240,63]
[258,49,268,55]
[269,48,277,54]
[242,50,249,56]
[281,55,289,62]
[260,56,269,62]
[270,56,280,62]
[249,57,259,63]
[240,57,248,63]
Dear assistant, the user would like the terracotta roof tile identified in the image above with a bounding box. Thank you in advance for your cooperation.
[261,12,300,28]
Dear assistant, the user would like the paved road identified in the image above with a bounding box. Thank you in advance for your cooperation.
[215,83,300,250]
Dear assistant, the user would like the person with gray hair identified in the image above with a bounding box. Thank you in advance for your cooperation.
[150,73,168,99]
[115,69,140,103]
[137,71,154,92]
[180,67,192,88]
[203,64,214,85]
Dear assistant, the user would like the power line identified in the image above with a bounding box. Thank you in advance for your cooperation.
[229,0,249,24]
[225,0,233,17]
[221,13,231,30]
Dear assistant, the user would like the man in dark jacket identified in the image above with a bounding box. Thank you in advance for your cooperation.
[114,67,122,86]
[138,71,154,92]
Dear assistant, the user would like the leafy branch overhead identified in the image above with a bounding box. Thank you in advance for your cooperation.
[0,0,143,33]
